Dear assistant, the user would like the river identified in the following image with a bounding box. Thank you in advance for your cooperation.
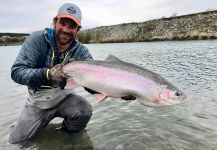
[0,40,217,150]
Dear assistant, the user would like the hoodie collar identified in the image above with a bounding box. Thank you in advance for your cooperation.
[46,28,56,48]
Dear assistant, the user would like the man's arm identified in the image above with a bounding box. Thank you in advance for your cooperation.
[11,32,50,88]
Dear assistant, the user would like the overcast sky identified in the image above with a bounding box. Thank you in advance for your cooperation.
[0,0,216,33]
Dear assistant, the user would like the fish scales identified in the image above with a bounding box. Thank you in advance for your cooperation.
[62,55,186,107]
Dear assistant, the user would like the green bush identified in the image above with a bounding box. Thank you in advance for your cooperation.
[77,31,92,43]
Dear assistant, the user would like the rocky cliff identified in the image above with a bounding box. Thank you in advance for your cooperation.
[78,11,217,43]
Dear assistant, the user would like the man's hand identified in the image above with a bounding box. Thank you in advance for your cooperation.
[121,95,136,101]
[49,64,65,87]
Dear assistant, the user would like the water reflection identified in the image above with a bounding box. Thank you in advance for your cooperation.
[19,124,93,150]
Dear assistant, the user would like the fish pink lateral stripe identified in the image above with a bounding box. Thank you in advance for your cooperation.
[65,63,159,90]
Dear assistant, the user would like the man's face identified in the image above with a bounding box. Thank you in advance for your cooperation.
[54,18,79,45]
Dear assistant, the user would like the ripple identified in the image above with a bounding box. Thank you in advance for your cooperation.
[2,41,217,149]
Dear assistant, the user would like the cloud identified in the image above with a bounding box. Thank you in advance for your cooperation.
[0,0,216,33]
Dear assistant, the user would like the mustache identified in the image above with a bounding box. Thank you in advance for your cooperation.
[60,30,71,36]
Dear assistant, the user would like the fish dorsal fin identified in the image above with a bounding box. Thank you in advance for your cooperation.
[105,55,122,62]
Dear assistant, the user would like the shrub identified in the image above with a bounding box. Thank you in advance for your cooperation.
[77,31,92,43]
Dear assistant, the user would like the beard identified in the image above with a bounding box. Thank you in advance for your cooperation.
[55,30,75,45]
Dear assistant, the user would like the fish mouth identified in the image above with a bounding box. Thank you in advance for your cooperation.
[174,91,187,100]
[137,97,184,107]
[180,94,187,100]
[176,93,187,103]
[150,95,186,107]
[160,95,186,106]
[149,100,183,107]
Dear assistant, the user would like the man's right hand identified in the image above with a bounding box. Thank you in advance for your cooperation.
[49,64,65,87]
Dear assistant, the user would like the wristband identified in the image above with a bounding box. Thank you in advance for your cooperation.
[46,69,50,80]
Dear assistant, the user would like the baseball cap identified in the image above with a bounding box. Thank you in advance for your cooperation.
[57,3,82,26]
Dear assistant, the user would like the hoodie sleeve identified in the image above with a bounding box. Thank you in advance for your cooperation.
[11,31,50,88]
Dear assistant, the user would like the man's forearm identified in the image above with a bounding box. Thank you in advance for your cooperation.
[11,65,49,88]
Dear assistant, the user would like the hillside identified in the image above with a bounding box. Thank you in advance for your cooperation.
[1,10,217,45]
[78,10,217,43]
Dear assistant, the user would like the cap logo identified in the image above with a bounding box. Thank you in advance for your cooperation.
[67,7,76,15]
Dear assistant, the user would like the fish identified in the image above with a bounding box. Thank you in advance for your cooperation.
[62,55,186,107]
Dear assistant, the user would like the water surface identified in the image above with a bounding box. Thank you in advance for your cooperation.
[0,40,217,150]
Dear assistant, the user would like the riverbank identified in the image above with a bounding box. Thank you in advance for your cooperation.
[78,10,217,43]
[0,33,28,46]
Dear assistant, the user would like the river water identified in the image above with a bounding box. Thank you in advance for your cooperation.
[0,40,217,150]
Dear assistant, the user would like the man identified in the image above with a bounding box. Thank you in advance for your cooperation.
[9,3,135,144]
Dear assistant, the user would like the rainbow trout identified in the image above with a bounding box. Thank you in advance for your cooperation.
[62,55,186,107]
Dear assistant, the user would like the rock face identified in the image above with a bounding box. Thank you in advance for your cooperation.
[80,11,217,43]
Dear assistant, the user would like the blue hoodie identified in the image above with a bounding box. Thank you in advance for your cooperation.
[11,28,93,108]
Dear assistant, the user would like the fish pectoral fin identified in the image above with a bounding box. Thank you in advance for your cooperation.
[93,93,107,103]
[65,78,80,89]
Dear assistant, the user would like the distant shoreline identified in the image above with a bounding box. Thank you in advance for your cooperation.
[1,10,217,46]
[0,41,24,46]
[0,34,28,46]
[77,10,217,43]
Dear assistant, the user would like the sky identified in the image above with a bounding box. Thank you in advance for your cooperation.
[0,0,216,33]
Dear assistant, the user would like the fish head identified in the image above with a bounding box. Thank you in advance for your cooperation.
[138,85,186,107]
[155,85,186,105]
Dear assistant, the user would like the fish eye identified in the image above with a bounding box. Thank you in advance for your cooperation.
[175,92,182,96]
